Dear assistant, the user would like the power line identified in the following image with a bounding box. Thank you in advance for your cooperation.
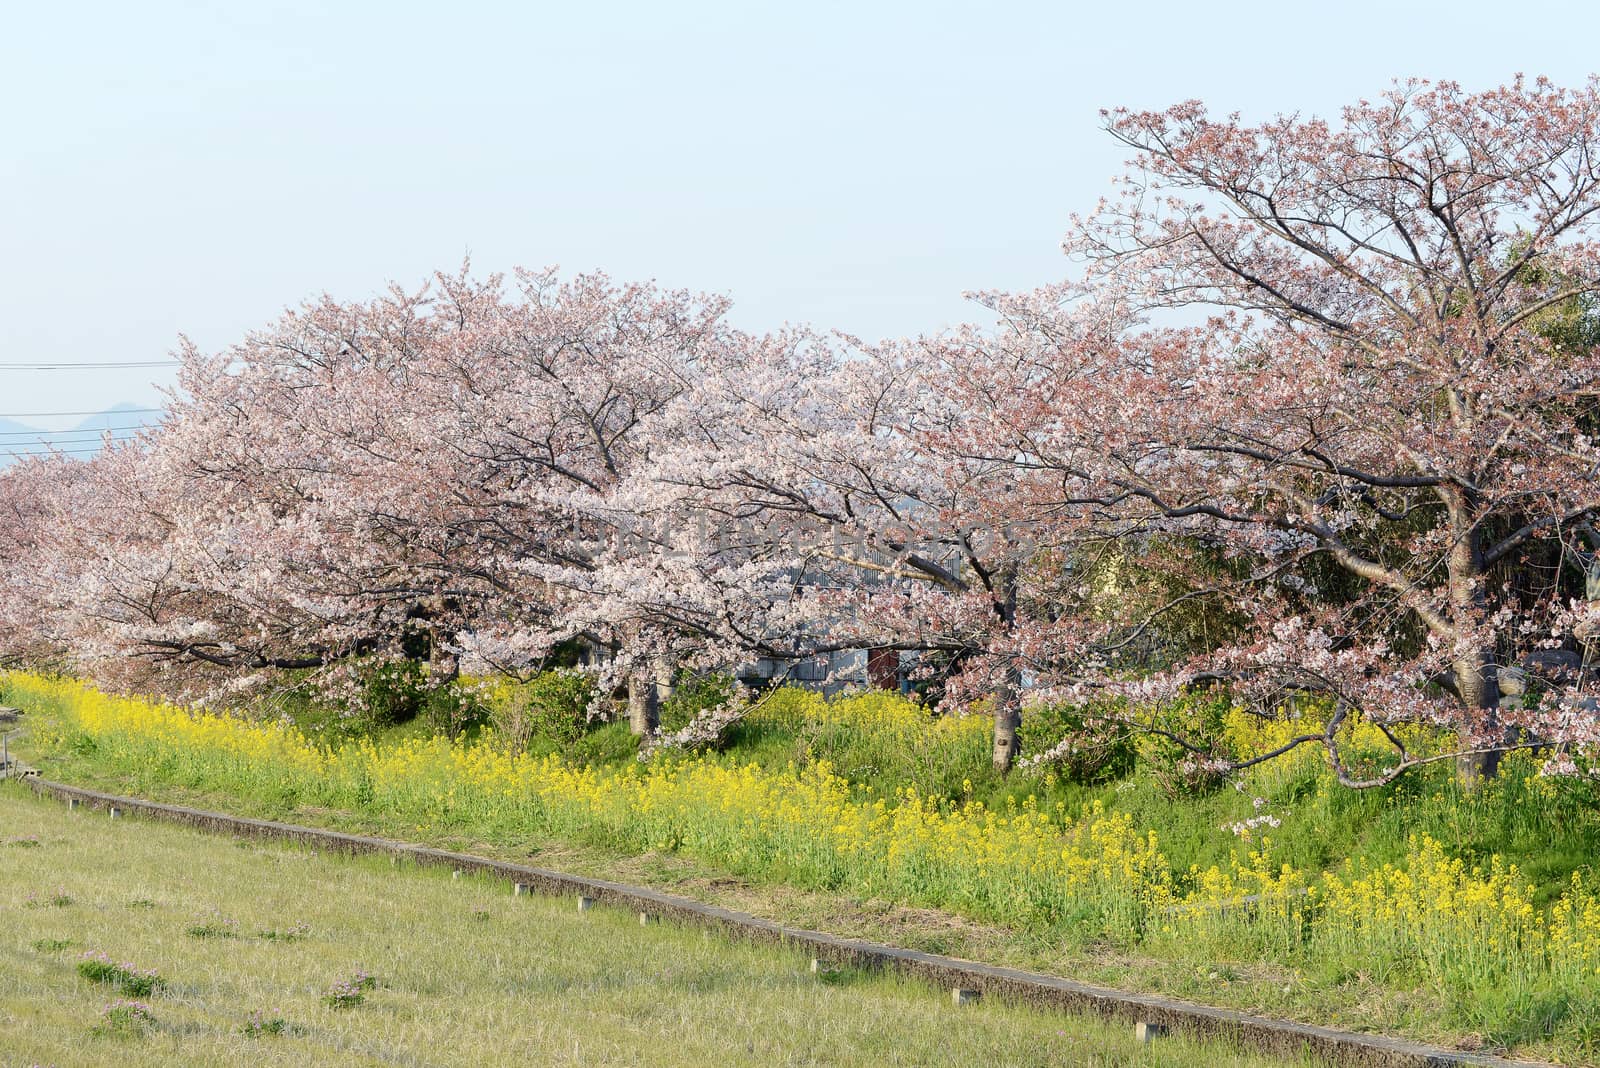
[0,448,125,458]
[0,426,153,438]
[0,434,146,452]
[0,407,164,418]
[2,436,142,450]
[1,444,141,457]
[0,361,179,370]
[1,438,141,454]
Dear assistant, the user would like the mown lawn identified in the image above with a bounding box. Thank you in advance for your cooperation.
[0,787,1324,1067]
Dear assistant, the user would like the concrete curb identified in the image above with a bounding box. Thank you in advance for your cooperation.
[19,776,1545,1068]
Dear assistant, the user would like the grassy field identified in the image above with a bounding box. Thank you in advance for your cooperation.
[0,787,1324,1067]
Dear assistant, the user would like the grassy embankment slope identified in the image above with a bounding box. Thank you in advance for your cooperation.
[0,787,1322,1067]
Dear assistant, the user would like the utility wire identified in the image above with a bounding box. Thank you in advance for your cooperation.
[1,441,140,456]
[3,436,142,448]
[1,435,146,452]
[0,407,164,418]
[0,436,145,449]
[1,449,123,458]
[1,430,146,441]
[0,361,179,370]
[0,426,154,438]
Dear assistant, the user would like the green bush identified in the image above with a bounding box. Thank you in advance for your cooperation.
[567,720,641,765]
[1137,691,1237,797]
[781,689,994,801]
[422,683,491,741]
[659,673,736,734]
[276,658,431,741]
[484,671,599,751]
[1017,699,1136,785]
[356,659,430,729]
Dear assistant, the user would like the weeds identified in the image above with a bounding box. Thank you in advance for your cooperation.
[93,999,155,1036]
[77,951,162,997]
[25,887,73,908]
[185,908,240,939]
[241,1009,289,1036]
[257,920,311,942]
[322,969,377,1008]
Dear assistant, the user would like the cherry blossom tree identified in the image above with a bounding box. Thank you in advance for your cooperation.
[145,265,738,717]
[600,327,1088,770]
[0,266,742,715]
[946,77,1600,784]
[0,441,219,695]
[0,454,105,665]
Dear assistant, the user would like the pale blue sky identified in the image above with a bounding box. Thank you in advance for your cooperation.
[2,0,1595,430]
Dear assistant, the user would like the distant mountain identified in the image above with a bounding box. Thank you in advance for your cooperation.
[0,403,165,468]
[63,402,164,436]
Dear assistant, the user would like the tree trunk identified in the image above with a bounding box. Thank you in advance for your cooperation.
[1452,652,1503,788]
[627,672,659,736]
[1584,555,1600,682]
[992,665,1022,773]
[653,655,676,705]
[1442,487,1504,788]
[990,563,1022,774]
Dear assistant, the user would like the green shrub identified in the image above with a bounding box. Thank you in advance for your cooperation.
[567,720,640,765]
[95,999,156,1036]
[271,658,435,741]
[422,683,491,740]
[241,1011,289,1037]
[743,685,826,732]
[78,952,162,997]
[1017,699,1136,785]
[1137,691,1237,797]
[778,688,993,801]
[658,673,736,734]
[355,659,430,729]
[485,671,599,751]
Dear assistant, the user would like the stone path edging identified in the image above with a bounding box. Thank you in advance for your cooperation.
[19,776,1546,1068]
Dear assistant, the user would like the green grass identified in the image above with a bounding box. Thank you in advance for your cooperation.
[748,712,1600,908]
[502,687,1600,912]
[0,787,1322,1067]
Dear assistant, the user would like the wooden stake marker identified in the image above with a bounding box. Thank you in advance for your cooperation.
[513,882,530,897]
[638,911,655,926]
[67,798,78,811]
[577,895,597,913]
[951,988,981,1007]
[1136,1021,1168,1042]
[108,806,122,820]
